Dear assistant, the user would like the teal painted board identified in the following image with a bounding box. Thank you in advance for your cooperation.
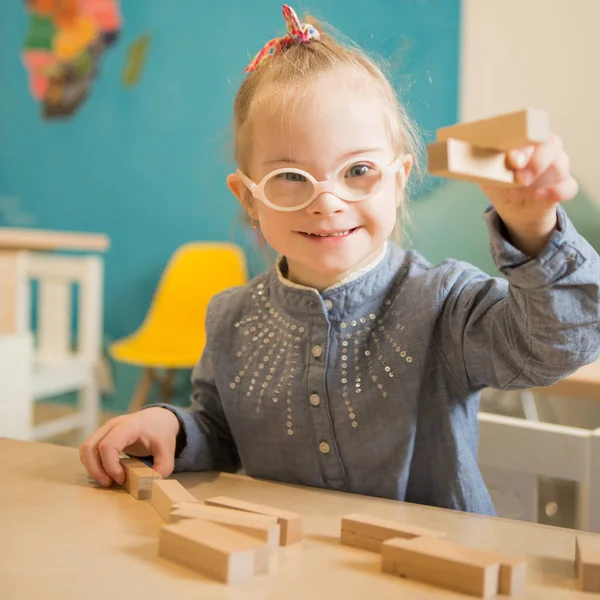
[0,1,460,411]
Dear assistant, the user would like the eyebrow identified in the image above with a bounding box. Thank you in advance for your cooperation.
[262,147,384,165]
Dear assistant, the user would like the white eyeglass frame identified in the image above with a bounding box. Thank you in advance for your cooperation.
[236,155,405,212]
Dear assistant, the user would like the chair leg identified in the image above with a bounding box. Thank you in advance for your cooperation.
[79,380,100,441]
[160,369,176,404]
[129,368,155,413]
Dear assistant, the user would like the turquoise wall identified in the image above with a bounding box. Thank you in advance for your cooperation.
[0,1,461,412]
[408,182,600,277]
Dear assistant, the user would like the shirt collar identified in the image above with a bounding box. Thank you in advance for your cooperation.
[268,241,406,317]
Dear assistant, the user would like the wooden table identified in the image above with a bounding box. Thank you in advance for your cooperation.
[1,438,599,599]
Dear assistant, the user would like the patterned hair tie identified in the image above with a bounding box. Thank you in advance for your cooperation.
[244,4,321,73]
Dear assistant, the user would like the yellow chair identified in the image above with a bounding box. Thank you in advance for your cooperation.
[110,242,247,412]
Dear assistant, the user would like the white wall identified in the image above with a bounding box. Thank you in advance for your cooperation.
[461,0,600,204]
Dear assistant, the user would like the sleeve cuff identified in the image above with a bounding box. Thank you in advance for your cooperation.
[484,204,587,289]
[145,403,207,472]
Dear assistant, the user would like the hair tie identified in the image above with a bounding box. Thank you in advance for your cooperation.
[244,4,321,73]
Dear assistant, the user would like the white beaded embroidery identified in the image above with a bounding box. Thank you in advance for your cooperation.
[231,282,302,434]
[230,282,413,434]
[338,297,413,428]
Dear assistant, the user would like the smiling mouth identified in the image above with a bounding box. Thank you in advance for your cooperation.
[298,227,360,238]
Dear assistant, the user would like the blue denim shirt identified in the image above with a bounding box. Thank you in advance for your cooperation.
[163,206,600,515]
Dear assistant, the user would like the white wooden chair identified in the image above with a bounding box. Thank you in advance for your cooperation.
[478,411,600,532]
[0,228,108,442]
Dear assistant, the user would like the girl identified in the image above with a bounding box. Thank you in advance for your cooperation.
[80,6,600,515]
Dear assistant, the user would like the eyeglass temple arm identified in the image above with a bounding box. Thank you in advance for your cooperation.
[236,169,257,192]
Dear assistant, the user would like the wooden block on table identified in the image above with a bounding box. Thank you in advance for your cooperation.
[170,502,280,555]
[421,537,526,596]
[119,457,161,500]
[382,536,501,599]
[576,535,600,593]
[435,108,549,151]
[151,479,198,521]
[159,518,270,583]
[427,138,521,188]
[340,513,446,553]
[204,495,302,546]
[489,553,526,596]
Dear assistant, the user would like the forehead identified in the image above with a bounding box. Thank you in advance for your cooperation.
[250,72,393,166]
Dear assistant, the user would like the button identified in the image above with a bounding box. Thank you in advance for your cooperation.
[312,345,323,358]
[309,393,321,407]
[319,441,331,454]
[324,299,333,310]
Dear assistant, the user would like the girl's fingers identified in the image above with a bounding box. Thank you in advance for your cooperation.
[79,416,127,487]
[148,438,176,478]
[97,422,145,485]
[508,145,535,170]
[528,150,571,190]
[511,134,563,186]
[534,176,579,203]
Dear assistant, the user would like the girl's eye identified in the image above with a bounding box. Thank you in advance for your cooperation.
[276,172,307,182]
[347,164,371,178]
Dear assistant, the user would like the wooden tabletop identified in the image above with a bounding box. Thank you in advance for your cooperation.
[0,227,109,252]
[1,438,599,599]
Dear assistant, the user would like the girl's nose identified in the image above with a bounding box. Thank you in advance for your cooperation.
[307,192,346,216]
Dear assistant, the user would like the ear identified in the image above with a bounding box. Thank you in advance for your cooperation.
[400,154,413,186]
[226,173,259,220]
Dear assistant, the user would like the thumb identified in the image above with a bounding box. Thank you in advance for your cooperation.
[149,439,176,478]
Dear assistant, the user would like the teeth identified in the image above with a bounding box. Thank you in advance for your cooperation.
[309,230,350,237]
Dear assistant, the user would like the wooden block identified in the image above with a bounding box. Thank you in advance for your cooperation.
[435,108,549,151]
[119,457,161,500]
[576,535,600,593]
[340,513,446,553]
[170,502,280,555]
[151,479,198,521]
[204,496,302,546]
[428,139,521,187]
[159,518,269,583]
[382,536,500,599]
[421,537,526,596]
[489,553,526,596]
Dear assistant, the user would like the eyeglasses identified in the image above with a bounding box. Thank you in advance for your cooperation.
[236,155,403,212]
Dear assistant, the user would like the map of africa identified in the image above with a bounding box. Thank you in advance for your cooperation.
[22,0,122,119]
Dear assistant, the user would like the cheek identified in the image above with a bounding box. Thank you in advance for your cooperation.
[362,190,398,232]
[256,208,294,246]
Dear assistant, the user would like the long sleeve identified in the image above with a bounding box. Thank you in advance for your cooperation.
[436,204,600,392]
[156,299,241,473]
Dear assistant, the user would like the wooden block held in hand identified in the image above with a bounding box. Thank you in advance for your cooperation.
[428,139,520,187]
[382,536,500,599]
[340,513,446,553]
[119,457,161,500]
[159,518,270,583]
[435,108,549,151]
[205,496,302,546]
[170,502,280,555]
[151,479,198,521]
[576,535,600,593]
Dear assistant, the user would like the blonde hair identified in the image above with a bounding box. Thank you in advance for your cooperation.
[232,12,423,247]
